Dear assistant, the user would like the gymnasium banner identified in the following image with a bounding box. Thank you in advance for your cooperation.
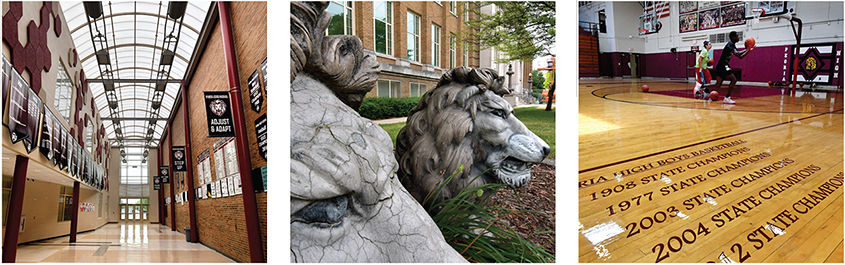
[171,146,187,172]
[39,104,54,161]
[788,43,840,85]
[203,91,235,137]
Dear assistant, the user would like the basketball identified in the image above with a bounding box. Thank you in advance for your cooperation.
[708,58,714,66]
[642,85,649,92]
[709,91,719,100]
[745,37,755,49]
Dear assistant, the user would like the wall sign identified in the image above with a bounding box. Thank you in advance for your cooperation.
[260,58,268,96]
[160,166,170,183]
[8,69,42,154]
[172,146,187,172]
[39,105,54,160]
[248,69,263,113]
[254,114,267,161]
[203,91,235,137]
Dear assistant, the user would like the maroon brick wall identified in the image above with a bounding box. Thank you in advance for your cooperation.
[161,2,268,263]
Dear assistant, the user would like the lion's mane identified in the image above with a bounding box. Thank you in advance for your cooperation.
[395,66,509,212]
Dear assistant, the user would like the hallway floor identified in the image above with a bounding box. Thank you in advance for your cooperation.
[14,222,235,262]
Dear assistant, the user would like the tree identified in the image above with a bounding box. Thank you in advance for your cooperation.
[462,1,555,63]
[542,67,555,111]
[531,69,545,96]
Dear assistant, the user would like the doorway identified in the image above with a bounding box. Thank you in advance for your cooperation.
[119,198,149,221]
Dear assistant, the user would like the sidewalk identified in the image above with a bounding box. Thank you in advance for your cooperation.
[372,103,553,125]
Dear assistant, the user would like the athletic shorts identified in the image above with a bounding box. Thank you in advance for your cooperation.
[713,65,734,79]
[695,68,711,84]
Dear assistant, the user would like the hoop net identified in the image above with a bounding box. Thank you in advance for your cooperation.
[751,8,765,22]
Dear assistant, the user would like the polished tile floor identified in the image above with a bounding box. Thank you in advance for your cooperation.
[14,222,234,262]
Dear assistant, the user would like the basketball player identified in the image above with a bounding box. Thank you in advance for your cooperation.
[706,31,755,104]
[693,41,712,98]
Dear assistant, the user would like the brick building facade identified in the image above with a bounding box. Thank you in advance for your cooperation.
[327,1,480,98]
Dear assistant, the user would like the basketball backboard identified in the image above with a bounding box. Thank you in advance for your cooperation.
[743,1,788,19]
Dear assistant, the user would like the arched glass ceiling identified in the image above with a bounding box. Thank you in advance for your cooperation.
[61,1,211,154]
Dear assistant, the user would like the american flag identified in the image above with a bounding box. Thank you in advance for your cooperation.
[644,1,670,19]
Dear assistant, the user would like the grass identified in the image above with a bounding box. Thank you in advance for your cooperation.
[378,106,555,158]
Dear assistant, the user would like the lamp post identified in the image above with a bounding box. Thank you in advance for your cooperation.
[506,63,514,91]
[528,72,533,103]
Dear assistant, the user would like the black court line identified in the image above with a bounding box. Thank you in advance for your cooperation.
[591,85,844,114]
[579,109,842,176]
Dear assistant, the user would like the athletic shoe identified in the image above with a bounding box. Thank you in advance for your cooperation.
[693,83,702,98]
[723,97,735,104]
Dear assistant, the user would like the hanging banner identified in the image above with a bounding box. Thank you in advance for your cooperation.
[171,146,187,172]
[260,58,268,96]
[254,114,267,161]
[60,125,68,170]
[160,166,170,183]
[39,105,54,160]
[24,86,42,154]
[203,91,234,137]
[8,70,30,146]
[248,69,263,113]
[69,141,77,177]
[2,56,10,116]
[51,115,61,166]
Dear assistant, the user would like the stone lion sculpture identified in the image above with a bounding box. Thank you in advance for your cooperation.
[290,1,466,262]
[395,67,551,214]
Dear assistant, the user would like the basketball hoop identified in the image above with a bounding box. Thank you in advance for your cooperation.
[751,8,765,22]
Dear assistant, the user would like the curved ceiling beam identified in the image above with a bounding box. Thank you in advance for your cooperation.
[92,83,177,103]
[69,11,201,35]
[90,66,179,80]
[80,43,189,64]
[97,98,174,114]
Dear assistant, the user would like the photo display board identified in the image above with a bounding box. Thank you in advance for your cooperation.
[248,69,263,113]
[680,2,745,33]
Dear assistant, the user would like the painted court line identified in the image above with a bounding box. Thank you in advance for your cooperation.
[579,110,841,176]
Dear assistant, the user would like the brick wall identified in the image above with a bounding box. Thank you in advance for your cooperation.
[160,2,268,263]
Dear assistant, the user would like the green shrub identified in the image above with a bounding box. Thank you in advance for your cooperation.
[427,167,555,263]
[358,97,423,120]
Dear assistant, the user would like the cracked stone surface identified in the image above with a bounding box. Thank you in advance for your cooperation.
[290,74,466,263]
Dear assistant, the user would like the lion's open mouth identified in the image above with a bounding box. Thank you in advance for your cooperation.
[496,157,532,187]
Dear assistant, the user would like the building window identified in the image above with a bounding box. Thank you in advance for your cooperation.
[407,11,420,62]
[450,1,457,15]
[449,34,456,68]
[464,2,470,22]
[326,1,354,35]
[58,186,74,222]
[214,137,239,180]
[432,24,441,67]
[464,49,469,67]
[120,158,149,199]
[54,62,72,123]
[377,80,401,98]
[410,82,427,97]
[3,176,11,226]
[373,1,393,55]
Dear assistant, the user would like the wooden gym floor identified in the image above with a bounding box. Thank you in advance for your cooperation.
[578,79,844,263]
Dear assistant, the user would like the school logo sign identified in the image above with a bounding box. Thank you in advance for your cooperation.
[204,91,235,137]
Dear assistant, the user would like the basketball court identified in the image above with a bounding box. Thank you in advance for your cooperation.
[578,1,844,263]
